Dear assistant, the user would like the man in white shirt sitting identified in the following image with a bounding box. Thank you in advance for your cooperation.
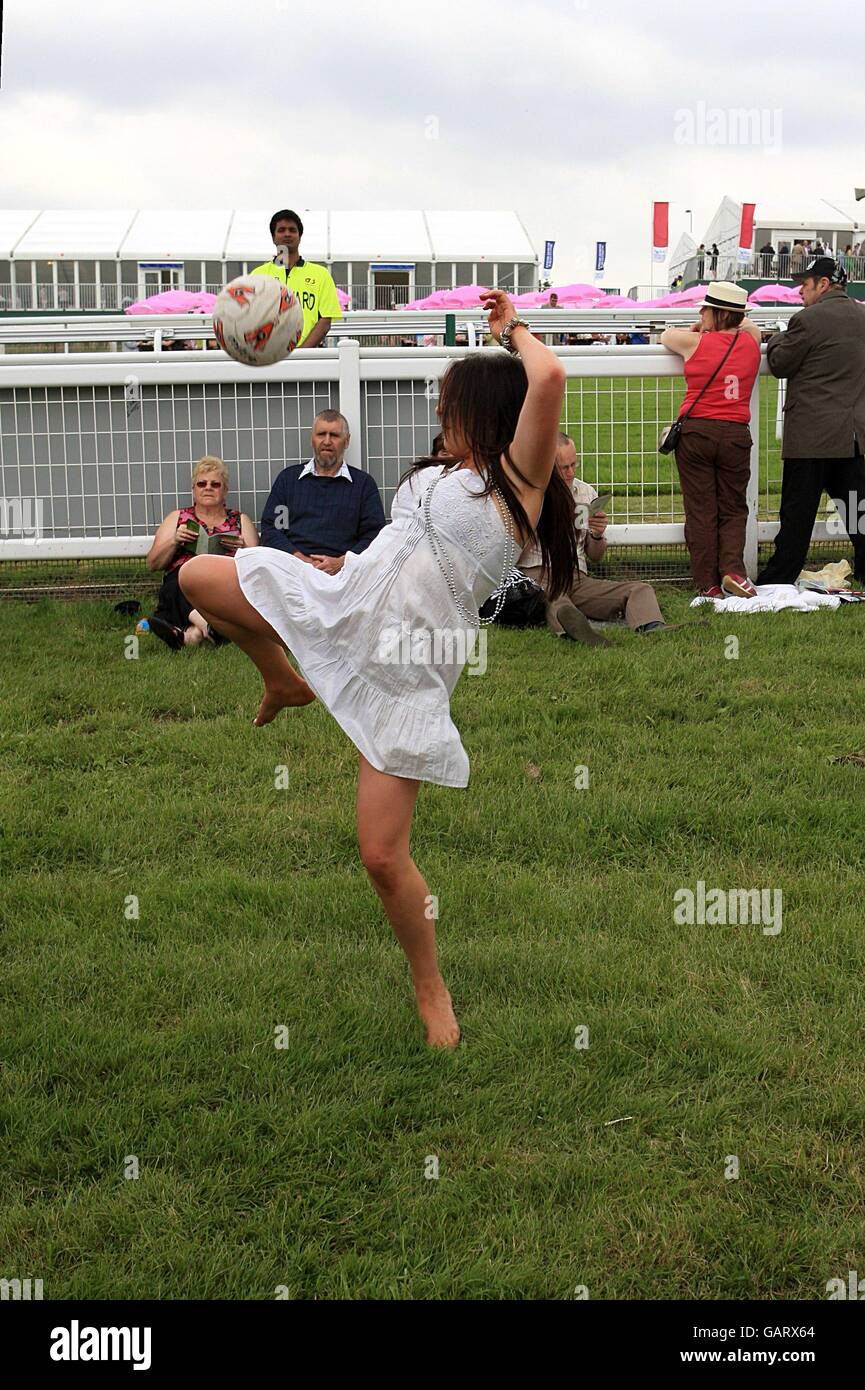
[518,433,669,643]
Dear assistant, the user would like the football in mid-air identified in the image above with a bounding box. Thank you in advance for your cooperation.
[212,275,304,366]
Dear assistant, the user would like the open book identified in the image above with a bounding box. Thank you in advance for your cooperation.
[183,527,241,556]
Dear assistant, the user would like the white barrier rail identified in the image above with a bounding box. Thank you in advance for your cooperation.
[0,338,826,574]
[0,306,796,349]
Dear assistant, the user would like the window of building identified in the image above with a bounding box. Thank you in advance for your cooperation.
[455,262,473,285]
[0,260,10,285]
[518,263,537,292]
[205,261,223,286]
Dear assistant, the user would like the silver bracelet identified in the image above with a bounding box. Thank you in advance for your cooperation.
[499,316,528,355]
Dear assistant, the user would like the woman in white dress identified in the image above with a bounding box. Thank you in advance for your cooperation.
[179,289,578,1048]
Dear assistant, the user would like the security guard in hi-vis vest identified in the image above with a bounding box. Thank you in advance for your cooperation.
[251,209,343,348]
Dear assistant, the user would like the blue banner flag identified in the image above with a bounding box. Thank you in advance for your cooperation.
[595,241,607,273]
[543,240,555,272]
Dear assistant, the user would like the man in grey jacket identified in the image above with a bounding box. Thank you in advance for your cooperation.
[756,256,865,585]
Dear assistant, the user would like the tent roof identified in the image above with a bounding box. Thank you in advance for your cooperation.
[12,209,137,259]
[0,209,41,257]
[751,199,858,231]
[1,209,537,263]
[424,210,535,261]
[118,210,234,260]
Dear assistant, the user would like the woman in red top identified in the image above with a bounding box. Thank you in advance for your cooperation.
[146,456,259,649]
[661,282,762,598]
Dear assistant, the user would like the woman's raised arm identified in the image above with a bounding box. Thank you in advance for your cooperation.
[481,288,565,498]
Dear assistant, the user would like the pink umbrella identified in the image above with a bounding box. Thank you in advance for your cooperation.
[402,290,450,310]
[592,294,640,307]
[402,284,491,310]
[544,282,605,299]
[124,289,217,315]
[636,285,708,309]
[511,290,549,307]
[336,287,350,309]
[747,284,803,305]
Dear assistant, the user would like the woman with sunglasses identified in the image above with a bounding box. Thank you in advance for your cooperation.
[146,456,259,650]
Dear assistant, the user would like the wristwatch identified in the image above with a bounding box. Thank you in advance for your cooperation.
[499,316,529,355]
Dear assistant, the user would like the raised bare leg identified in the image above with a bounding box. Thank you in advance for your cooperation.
[356,754,459,1049]
[179,555,315,723]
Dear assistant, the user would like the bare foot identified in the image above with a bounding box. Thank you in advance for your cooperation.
[415,979,460,1049]
[253,680,316,726]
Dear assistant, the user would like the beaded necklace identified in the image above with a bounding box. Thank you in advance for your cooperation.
[420,468,517,627]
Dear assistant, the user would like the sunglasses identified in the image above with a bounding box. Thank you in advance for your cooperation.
[195,481,222,489]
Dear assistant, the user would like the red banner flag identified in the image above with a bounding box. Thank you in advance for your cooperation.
[652,202,669,262]
[738,203,756,261]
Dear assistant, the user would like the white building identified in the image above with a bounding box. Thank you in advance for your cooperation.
[670,195,865,285]
[0,209,538,312]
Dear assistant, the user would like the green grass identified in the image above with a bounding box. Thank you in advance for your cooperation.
[563,376,788,521]
[2,596,865,1300]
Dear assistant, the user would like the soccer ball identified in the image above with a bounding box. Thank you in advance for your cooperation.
[212,275,304,366]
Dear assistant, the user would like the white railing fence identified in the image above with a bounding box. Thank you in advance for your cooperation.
[670,252,865,289]
[0,306,795,352]
[0,339,837,574]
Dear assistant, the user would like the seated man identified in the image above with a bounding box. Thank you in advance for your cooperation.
[518,432,671,643]
[260,410,385,573]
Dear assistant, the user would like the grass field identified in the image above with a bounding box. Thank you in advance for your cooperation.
[562,375,786,522]
[3,594,865,1300]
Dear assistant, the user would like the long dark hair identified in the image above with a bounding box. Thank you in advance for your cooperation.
[405,354,579,598]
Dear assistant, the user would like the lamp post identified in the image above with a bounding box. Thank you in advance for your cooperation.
[685,209,693,234]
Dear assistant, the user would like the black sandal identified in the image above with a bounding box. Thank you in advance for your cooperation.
[148,615,185,651]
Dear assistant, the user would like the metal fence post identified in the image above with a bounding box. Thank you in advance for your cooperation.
[745,370,761,577]
[444,313,456,346]
[338,337,363,470]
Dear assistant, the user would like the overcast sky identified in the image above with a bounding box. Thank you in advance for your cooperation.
[2,0,864,292]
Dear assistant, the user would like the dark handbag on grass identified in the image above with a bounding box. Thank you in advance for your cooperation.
[658,330,740,454]
[479,575,547,628]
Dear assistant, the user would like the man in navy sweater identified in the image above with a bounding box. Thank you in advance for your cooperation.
[260,410,386,574]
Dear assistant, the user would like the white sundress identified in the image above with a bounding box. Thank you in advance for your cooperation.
[234,464,516,787]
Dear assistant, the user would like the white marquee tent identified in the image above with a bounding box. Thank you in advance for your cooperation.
[1,209,537,265]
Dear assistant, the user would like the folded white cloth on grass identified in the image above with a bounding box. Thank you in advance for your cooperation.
[690,584,841,614]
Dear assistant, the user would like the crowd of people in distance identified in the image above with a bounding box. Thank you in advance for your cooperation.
[756,238,863,280]
[144,252,865,653]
